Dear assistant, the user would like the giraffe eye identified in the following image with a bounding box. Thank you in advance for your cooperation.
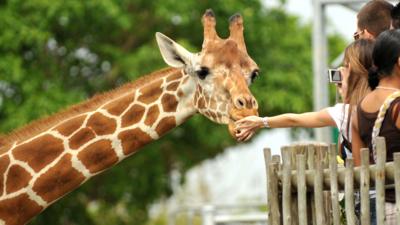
[250,69,259,83]
[196,67,210,80]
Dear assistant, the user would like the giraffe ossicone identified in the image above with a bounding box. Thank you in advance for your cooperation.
[0,9,259,225]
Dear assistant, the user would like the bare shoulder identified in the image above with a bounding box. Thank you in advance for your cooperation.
[360,91,385,113]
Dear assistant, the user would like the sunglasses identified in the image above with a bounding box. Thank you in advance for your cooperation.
[353,30,364,40]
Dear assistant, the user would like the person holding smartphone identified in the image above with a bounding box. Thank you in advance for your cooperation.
[235,39,374,160]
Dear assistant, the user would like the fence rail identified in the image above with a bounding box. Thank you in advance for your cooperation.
[265,137,400,225]
[168,203,268,225]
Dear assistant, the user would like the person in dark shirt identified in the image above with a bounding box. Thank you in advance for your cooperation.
[352,29,400,225]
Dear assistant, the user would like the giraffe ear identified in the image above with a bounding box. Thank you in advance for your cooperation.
[156,32,193,68]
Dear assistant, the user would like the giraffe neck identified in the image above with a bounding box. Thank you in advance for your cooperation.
[0,68,197,225]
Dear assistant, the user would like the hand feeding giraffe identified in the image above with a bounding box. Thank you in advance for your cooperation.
[0,9,259,225]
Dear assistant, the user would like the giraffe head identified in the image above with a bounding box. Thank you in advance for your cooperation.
[156,9,259,139]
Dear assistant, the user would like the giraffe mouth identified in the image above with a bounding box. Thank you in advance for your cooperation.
[227,109,259,140]
[228,119,239,139]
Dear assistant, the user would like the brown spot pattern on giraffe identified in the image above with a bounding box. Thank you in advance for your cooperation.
[161,94,178,112]
[86,112,117,135]
[155,117,176,136]
[54,115,86,136]
[197,85,203,94]
[166,72,182,82]
[209,111,217,120]
[104,93,135,116]
[194,91,199,103]
[69,128,96,150]
[166,81,180,91]
[12,134,64,173]
[0,155,10,196]
[182,75,190,84]
[198,98,206,109]
[77,140,118,173]
[204,111,211,118]
[138,80,163,104]
[6,165,32,194]
[0,194,43,225]
[118,128,153,155]
[121,104,145,127]
[144,105,160,126]
[210,100,217,110]
[32,154,85,203]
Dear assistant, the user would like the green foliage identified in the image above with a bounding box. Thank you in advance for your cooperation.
[0,0,346,224]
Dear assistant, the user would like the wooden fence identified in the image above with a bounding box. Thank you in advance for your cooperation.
[265,137,400,225]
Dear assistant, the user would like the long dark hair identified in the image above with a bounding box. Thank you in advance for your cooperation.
[344,39,374,107]
[341,39,374,140]
[369,29,400,89]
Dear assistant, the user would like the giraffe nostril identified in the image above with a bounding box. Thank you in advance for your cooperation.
[235,96,257,109]
[237,98,245,108]
[252,98,257,108]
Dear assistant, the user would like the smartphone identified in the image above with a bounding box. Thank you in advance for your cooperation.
[328,69,342,83]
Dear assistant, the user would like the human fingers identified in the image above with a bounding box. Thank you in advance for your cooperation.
[236,129,251,141]
[243,131,254,142]
[235,128,249,139]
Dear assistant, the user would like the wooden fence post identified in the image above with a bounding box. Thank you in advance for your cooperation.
[307,145,316,225]
[360,148,370,225]
[329,144,340,225]
[320,145,331,225]
[297,154,307,225]
[268,160,280,225]
[264,147,271,218]
[345,158,356,225]
[375,137,387,225]
[289,145,299,225]
[281,146,292,225]
[314,150,325,225]
[393,152,400,225]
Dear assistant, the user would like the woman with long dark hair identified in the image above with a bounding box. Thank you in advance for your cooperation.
[352,29,400,224]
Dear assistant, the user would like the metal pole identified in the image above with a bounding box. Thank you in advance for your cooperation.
[201,205,215,225]
[312,0,331,143]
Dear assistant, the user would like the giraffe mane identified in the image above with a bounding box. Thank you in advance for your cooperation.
[0,67,179,152]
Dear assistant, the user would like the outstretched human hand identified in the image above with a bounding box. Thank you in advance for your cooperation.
[234,116,264,142]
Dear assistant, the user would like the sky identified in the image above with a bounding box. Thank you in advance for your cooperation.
[265,0,362,41]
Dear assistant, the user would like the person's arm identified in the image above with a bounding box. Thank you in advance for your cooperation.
[351,109,365,166]
[267,109,336,128]
[235,108,336,141]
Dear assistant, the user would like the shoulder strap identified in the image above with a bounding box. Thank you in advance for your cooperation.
[341,134,352,151]
[371,91,400,162]
[391,100,400,122]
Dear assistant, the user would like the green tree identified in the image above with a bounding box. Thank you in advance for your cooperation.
[0,0,346,224]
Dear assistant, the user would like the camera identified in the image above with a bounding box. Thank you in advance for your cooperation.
[328,69,342,83]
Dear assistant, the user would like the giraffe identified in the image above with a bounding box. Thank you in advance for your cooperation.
[0,9,259,225]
